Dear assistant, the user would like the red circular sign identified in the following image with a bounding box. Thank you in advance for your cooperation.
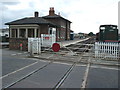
[52,43,60,52]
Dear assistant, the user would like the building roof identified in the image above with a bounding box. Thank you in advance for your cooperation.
[100,25,117,27]
[43,14,72,23]
[5,17,58,27]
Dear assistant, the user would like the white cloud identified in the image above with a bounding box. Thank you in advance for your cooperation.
[0,0,119,34]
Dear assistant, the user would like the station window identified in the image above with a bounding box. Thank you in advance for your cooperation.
[49,28,52,34]
[11,29,17,38]
[28,28,34,37]
[36,29,39,37]
[100,27,105,30]
[19,29,26,38]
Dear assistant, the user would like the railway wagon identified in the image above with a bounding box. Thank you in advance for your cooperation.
[99,25,118,41]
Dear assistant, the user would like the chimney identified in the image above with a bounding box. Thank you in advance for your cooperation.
[34,11,39,17]
[49,7,55,16]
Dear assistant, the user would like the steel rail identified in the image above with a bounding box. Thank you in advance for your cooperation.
[3,61,53,89]
[53,38,94,89]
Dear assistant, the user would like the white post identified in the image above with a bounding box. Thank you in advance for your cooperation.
[103,42,105,53]
[115,43,117,59]
[95,42,98,58]
[111,43,113,56]
[101,42,103,58]
[41,34,43,46]
[109,43,110,59]
[34,28,37,38]
[14,29,16,38]
[109,43,111,55]
[99,42,102,58]
[38,38,41,54]
[115,44,118,57]
[110,43,112,55]
[17,28,19,38]
[98,42,100,58]
[26,28,28,38]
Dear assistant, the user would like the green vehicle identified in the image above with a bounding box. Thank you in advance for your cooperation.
[99,25,119,41]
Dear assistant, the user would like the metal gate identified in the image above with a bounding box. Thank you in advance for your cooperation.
[28,38,41,54]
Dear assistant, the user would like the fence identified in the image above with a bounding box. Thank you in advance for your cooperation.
[28,38,41,54]
[95,42,120,60]
[41,34,56,47]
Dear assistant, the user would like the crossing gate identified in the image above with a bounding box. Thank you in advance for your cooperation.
[95,42,120,60]
[41,34,56,47]
[28,38,41,54]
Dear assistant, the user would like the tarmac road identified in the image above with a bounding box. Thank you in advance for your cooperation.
[86,67,119,88]
[1,48,119,89]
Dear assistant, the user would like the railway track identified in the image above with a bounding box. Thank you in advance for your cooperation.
[53,37,95,89]
[3,57,89,89]
[3,37,94,89]
[3,37,118,89]
[3,61,52,88]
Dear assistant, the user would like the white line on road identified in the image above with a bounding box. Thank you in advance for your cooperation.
[17,53,22,55]
[11,54,17,56]
[53,61,73,66]
[11,52,28,56]
[23,52,28,54]
[91,66,119,70]
[4,62,52,88]
[0,61,38,79]
[81,58,91,89]
[22,58,40,61]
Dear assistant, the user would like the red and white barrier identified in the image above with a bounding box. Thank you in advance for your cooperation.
[41,34,56,47]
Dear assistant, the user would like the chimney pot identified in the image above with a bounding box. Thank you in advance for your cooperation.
[49,7,55,16]
[52,7,54,10]
[34,11,39,17]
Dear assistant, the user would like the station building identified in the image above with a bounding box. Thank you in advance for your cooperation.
[5,7,72,50]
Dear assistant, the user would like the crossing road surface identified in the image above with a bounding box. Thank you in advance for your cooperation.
[1,48,119,89]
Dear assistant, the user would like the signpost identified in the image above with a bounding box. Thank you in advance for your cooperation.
[52,43,60,52]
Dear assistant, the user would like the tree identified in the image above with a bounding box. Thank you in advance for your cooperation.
[88,32,94,36]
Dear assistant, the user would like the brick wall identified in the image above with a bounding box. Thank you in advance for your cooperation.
[9,38,28,51]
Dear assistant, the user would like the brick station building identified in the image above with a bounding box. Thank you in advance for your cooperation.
[5,7,72,50]
[43,7,72,41]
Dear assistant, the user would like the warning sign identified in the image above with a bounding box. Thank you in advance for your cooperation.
[52,43,60,52]
[44,37,50,40]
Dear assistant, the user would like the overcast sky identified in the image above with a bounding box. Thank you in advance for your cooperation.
[0,0,119,34]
